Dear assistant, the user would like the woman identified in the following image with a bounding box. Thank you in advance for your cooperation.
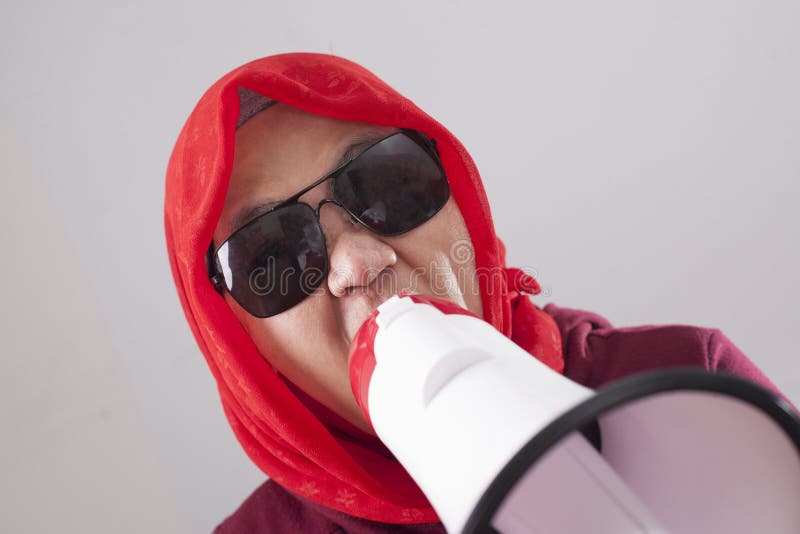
[164,53,784,532]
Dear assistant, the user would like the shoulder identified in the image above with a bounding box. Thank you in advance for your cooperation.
[214,479,338,534]
[543,301,789,409]
[543,302,723,389]
[214,479,447,534]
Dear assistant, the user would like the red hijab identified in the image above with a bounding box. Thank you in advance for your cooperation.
[164,53,564,523]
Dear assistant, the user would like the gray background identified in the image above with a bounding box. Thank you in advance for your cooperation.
[1,1,798,532]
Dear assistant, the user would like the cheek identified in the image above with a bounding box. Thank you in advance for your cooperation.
[428,201,476,268]
[391,200,481,308]
[227,293,310,366]
[240,305,312,355]
[432,199,474,253]
[231,294,347,380]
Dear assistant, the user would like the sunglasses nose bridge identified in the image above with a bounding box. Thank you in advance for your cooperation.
[314,197,339,217]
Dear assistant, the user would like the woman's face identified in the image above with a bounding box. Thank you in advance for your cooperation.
[213,103,483,434]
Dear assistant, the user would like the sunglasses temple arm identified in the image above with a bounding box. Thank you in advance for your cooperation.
[206,243,225,295]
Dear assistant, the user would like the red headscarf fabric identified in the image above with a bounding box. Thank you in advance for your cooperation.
[164,52,564,524]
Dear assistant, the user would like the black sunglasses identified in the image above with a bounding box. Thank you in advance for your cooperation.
[207,129,450,318]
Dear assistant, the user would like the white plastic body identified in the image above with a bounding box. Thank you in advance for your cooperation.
[368,296,669,533]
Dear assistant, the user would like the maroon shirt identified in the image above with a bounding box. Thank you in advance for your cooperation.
[215,303,788,533]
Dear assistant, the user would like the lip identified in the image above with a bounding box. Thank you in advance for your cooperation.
[342,287,396,347]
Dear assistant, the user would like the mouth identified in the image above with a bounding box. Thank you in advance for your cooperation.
[341,285,398,347]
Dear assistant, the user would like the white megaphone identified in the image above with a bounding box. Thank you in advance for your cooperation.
[348,293,800,534]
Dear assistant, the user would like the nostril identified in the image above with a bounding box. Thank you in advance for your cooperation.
[344,285,359,296]
[327,230,398,298]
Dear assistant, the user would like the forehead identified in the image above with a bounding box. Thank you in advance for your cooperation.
[216,103,396,239]
[232,103,393,176]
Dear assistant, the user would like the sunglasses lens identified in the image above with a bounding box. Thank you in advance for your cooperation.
[333,131,450,235]
[212,130,449,318]
[216,204,327,318]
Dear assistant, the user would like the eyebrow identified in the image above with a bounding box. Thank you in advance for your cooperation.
[332,129,389,170]
[227,200,281,236]
[226,129,392,235]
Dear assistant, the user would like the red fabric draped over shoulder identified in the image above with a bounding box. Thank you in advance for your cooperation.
[164,53,564,523]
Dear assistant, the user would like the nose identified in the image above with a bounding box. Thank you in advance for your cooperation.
[320,204,397,297]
